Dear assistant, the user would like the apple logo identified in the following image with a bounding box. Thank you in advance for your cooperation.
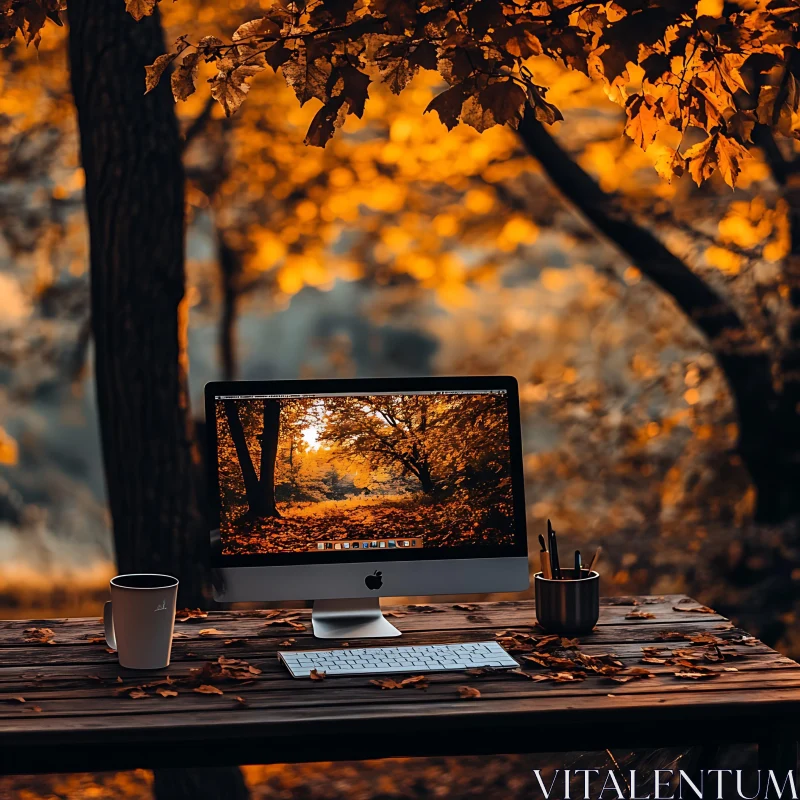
[365,570,383,590]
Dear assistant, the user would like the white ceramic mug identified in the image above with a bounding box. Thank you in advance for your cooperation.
[104,574,179,669]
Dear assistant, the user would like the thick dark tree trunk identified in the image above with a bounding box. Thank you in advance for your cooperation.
[218,232,241,382]
[517,111,795,523]
[417,463,435,495]
[67,0,207,604]
[257,399,281,517]
[223,399,281,517]
[68,4,250,798]
[752,126,800,521]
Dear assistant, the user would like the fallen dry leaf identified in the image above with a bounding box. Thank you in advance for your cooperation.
[656,631,689,642]
[407,605,445,613]
[625,611,656,620]
[278,639,296,647]
[453,603,481,611]
[508,668,545,681]
[22,705,42,713]
[223,639,242,646]
[457,686,481,699]
[383,611,406,618]
[610,667,655,683]
[7,696,25,703]
[23,628,56,645]
[673,605,716,614]
[674,671,720,679]
[641,657,668,664]
[370,675,429,690]
[156,688,178,698]
[687,633,726,645]
[198,628,228,636]
[128,689,149,699]
[723,667,739,672]
[86,636,106,644]
[175,608,208,622]
[194,684,224,695]
[233,696,248,707]
[465,667,497,676]
[309,669,326,681]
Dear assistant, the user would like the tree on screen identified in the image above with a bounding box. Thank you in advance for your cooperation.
[223,399,282,517]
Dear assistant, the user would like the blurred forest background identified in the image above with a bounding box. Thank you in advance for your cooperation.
[2,0,798,647]
[3,0,800,796]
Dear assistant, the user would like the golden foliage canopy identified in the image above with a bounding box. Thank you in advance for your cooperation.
[6,0,799,187]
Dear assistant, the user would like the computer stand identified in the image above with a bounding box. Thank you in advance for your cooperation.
[311,598,402,639]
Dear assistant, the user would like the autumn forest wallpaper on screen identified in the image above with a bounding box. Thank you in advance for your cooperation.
[215,393,515,553]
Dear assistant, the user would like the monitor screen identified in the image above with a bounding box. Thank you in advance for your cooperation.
[211,387,518,559]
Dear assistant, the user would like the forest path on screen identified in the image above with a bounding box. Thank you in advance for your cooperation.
[216,393,516,555]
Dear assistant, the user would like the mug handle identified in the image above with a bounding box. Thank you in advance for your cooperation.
[104,601,117,650]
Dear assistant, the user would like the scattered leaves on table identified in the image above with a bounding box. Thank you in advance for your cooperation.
[233,695,248,707]
[309,669,326,681]
[453,603,481,611]
[156,688,178,697]
[672,605,716,614]
[223,639,243,646]
[457,686,481,699]
[198,628,228,636]
[278,639,296,647]
[625,611,656,620]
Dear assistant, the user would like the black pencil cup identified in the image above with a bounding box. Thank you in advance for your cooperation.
[534,569,600,635]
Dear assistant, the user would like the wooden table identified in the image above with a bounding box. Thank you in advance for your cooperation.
[1,596,798,776]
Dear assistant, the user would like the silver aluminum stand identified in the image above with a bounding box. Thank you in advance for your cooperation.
[311,597,401,639]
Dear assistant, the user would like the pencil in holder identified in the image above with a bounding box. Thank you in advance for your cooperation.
[534,569,600,635]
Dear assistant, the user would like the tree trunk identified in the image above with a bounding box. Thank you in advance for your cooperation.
[67,0,206,605]
[257,399,281,517]
[218,231,241,382]
[517,111,792,523]
[751,127,800,521]
[223,400,262,510]
[152,767,250,800]
[68,4,250,797]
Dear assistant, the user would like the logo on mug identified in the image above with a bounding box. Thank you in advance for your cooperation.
[154,599,168,612]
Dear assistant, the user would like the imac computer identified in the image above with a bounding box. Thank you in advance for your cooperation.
[205,376,529,638]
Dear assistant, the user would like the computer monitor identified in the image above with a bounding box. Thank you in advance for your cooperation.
[205,376,529,638]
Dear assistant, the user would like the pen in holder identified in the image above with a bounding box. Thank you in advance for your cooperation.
[534,569,600,635]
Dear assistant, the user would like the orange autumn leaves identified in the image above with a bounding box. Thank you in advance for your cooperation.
[121,0,800,188]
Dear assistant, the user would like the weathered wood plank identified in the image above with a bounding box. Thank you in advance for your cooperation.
[0,597,794,778]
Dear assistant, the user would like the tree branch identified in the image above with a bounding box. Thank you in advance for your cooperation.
[518,111,754,347]
[516,110,779,467]
[181,95,216,152]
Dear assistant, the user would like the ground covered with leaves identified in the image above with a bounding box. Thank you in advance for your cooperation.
[222,494,515,554]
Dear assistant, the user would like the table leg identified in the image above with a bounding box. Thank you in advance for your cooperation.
[758,732,798,776]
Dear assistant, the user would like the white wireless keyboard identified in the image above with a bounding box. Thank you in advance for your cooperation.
[279,640,518,678]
